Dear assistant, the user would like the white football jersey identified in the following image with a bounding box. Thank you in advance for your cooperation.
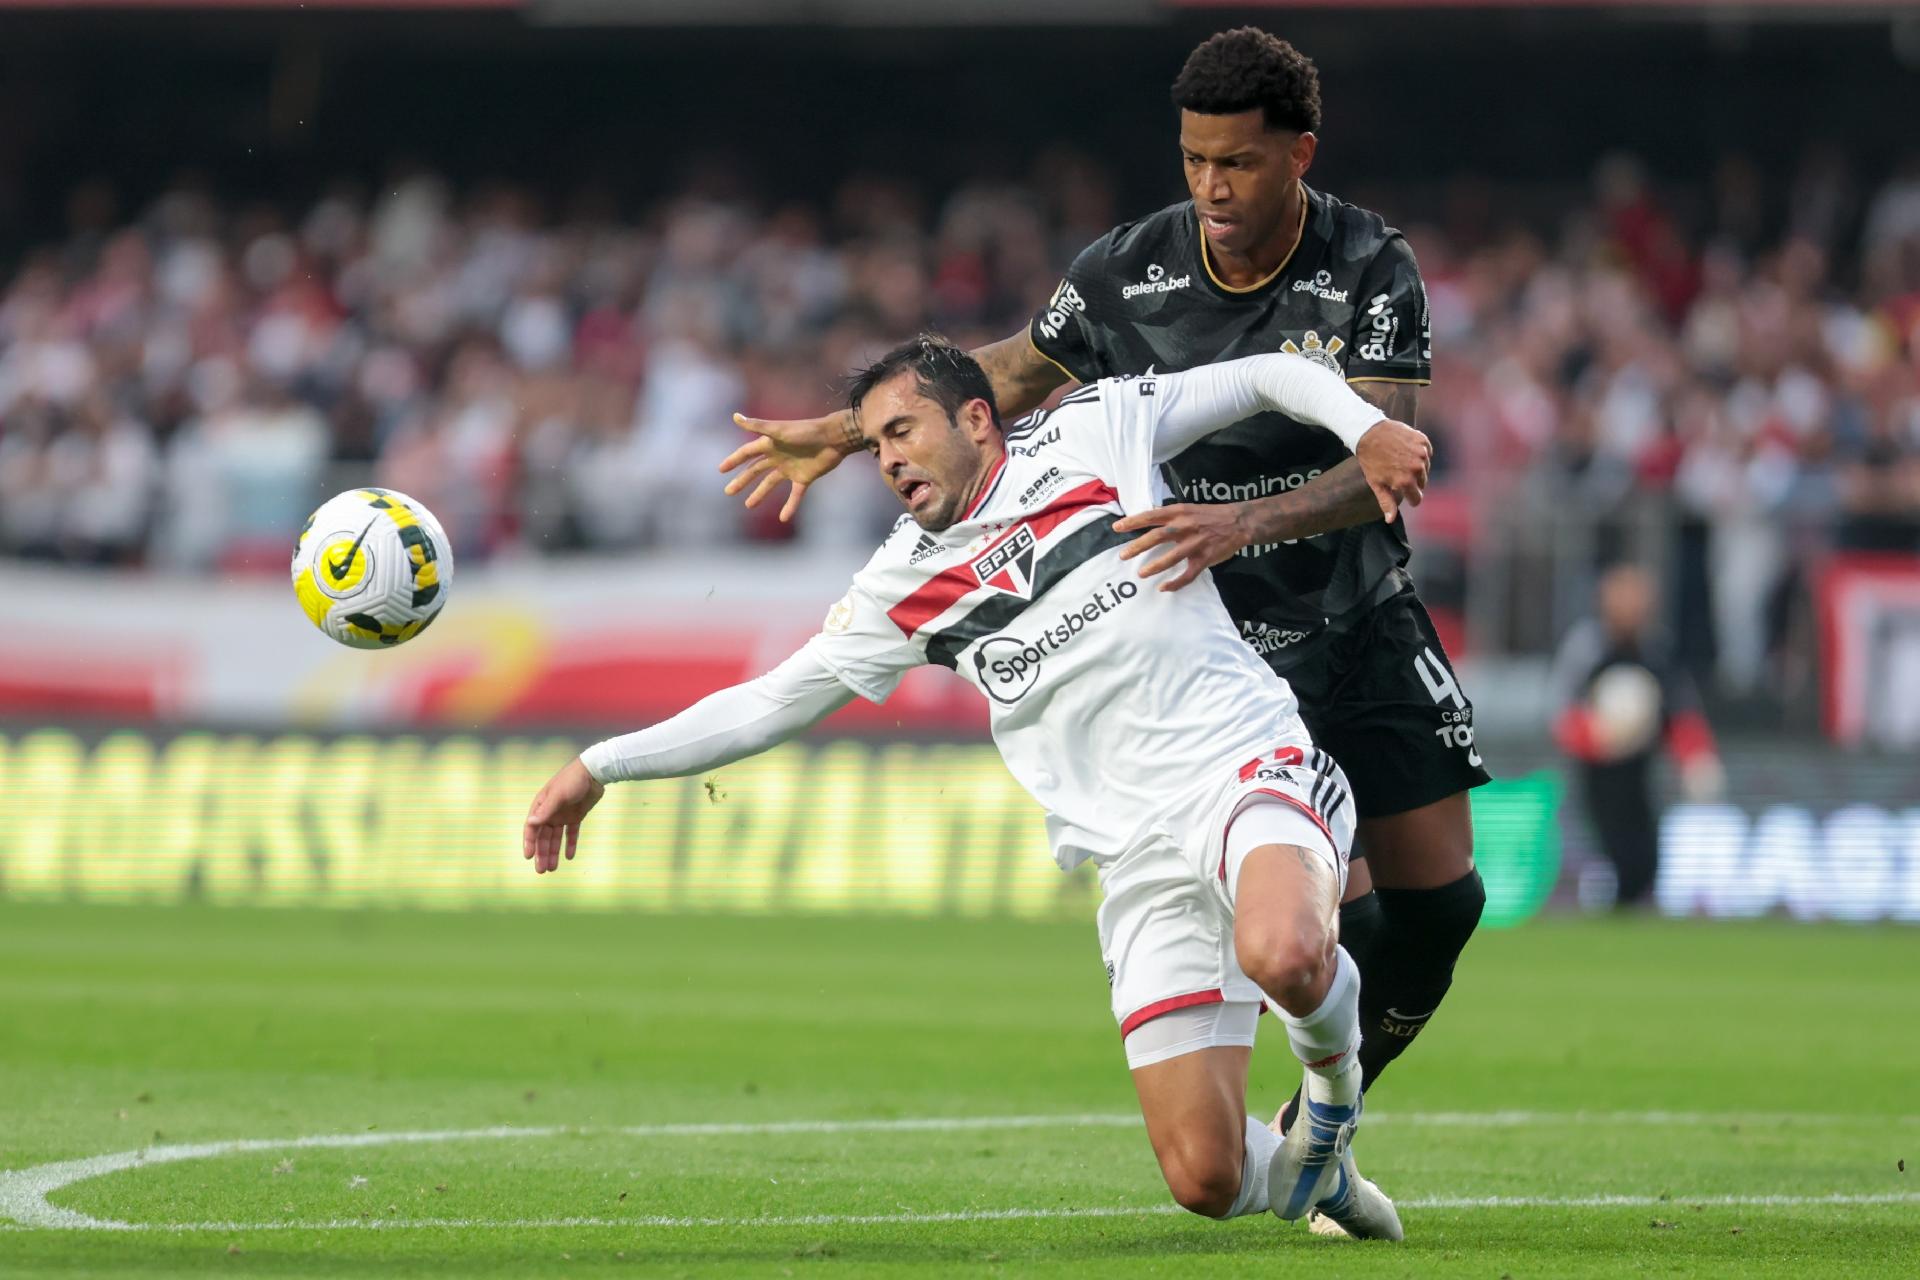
[806,355,1371,871]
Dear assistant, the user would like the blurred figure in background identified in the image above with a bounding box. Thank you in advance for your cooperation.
[1552,564,1724,908]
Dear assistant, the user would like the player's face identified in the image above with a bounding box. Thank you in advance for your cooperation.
[1179,109,1315,260]
[1599,565,1655,638]
[857,374,998,532]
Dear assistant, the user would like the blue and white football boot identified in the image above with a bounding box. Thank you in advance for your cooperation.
[1268,1084,1403,1240]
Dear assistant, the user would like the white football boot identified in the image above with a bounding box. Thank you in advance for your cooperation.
[1305,1143,1404,1241]
[1267,1082,1404,1240]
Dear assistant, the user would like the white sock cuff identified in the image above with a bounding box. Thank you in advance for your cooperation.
[1219,1115,1281,1219]
[1275,944,1361,1069]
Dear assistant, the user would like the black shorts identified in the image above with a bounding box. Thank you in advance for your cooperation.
[1276,587,1493,825]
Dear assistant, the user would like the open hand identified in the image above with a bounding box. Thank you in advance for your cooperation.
[1113,503,1250,592]
[523,757,605,875]
[719,411,858,523]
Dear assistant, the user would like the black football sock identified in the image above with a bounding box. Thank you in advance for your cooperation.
[1354,868,1486,1090]
[1334,888,1384,970]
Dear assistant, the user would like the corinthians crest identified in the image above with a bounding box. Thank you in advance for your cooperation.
[1279,331,1346,374]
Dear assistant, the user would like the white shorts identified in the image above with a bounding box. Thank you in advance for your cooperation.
[1097,740,1356,1067]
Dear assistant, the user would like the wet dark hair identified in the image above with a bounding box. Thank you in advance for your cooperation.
[1171,27,1322,134]
[847,334,1001,430]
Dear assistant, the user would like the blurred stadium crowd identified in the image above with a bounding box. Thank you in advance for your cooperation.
[2,151,1918,683]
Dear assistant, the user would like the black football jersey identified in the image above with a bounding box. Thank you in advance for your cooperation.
[1028,183,1430,670]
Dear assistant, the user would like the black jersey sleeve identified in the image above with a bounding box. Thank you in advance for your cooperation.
[1344,235,1432,385]
[1027,236,1108,384]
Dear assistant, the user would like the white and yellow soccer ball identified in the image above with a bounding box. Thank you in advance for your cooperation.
[291,488,453,648]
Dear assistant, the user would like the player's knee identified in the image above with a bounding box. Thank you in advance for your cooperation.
[1159,1143,1243,1218]
[1237,924,1335,1010]
[1447,867,1488,945]
[1380,867,1486,959]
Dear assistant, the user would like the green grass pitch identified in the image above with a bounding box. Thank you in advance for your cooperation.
[1,903,1914,1277]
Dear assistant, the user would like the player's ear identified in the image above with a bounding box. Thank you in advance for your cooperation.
[960,397,998,445]
[1290,131,1317,179]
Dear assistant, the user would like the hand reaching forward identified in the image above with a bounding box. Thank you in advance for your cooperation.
[718,410,859,523]
[523,757,605,875]
[1354,418,1432,523]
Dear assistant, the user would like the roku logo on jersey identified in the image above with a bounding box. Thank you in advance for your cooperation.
[1009,426,1062,458]
[973,580,1141,704]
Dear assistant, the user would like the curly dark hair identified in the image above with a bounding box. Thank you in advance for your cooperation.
[1171,27,1322,134]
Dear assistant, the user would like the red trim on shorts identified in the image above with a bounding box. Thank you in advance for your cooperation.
[1119,988,1226,1038]
[1218,788,1338,884]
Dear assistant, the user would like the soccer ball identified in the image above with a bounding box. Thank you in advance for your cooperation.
[291,488,453,649]
[1588,662,1662,759]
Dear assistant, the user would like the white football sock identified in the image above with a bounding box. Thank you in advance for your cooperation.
[1216,1115,1282,1218]
[1269,945,1362,1107]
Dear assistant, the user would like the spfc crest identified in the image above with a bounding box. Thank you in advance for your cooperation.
[1279,330,1346,375]
[971,524,1037,598]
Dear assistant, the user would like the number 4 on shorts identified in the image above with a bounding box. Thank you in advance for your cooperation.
[1413,646,1467,710]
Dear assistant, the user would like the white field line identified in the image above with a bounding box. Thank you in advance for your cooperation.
[3,1112,1916,1232]
[6,1194,1920,1234]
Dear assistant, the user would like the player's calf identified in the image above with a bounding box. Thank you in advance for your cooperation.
[1158,1125,1261,1218]
[1231,836,1367,1218]
[1356,867,1485,1086]
[1350,792,1484,1088]
[1128,1039,1283,1221]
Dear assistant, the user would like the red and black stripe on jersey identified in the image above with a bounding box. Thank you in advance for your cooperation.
[886,477,1126,671]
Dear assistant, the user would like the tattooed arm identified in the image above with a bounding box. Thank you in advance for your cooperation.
[1114,381,1425,591]
[973,329,1076,420]
[1239,381,1422,543]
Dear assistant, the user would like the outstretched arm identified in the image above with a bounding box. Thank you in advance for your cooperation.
[719,326,1071,522]
[1141,354,1420,472]
[523,649,856,874]
[1117,374,1429,591]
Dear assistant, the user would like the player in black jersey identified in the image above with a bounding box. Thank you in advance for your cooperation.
[721,26,1489,1170]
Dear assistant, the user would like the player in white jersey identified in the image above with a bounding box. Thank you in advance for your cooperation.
[523,337,1431,1239]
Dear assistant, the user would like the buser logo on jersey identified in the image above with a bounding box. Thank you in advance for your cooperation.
[1357,292,1399,364]
[973,579,1141,704]
[1036,280,1087,343]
